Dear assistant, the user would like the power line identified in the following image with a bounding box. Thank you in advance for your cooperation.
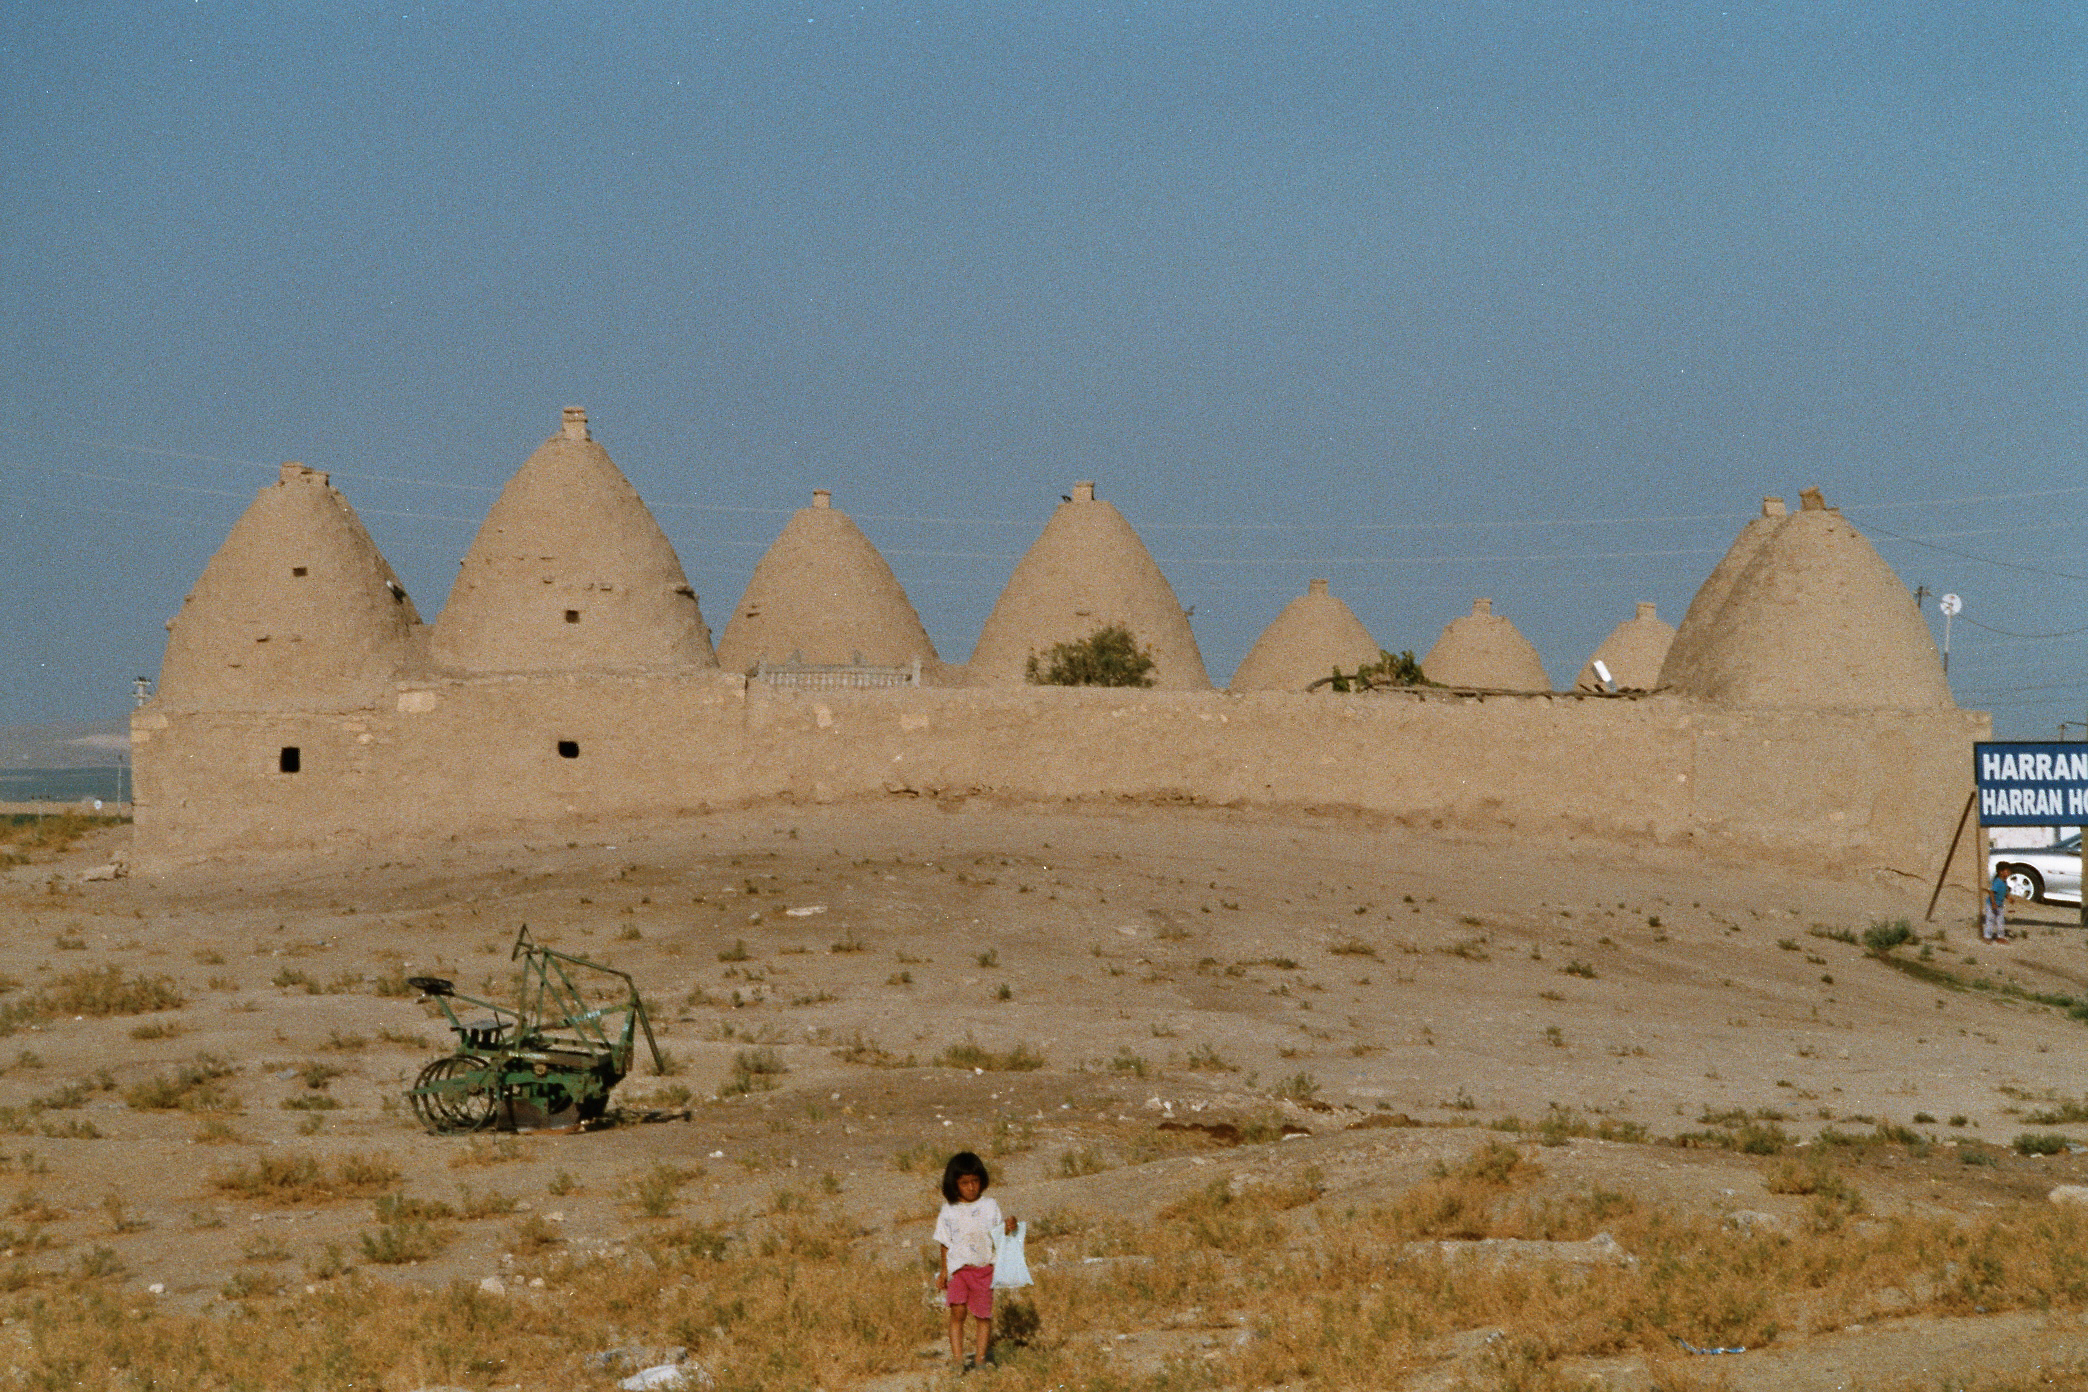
[1857,519,2088,582]
[1841,482,2088,512]
[22,454,2082,593]
[1960,616,2088,641]
[1956,676,2088,697]
[329,472,497,496]
[23,428,2088,537]
[1154,546,1726,566]
[359,507,483,524]
[32,500,211,527]
[1975,696,2088,713]
[1857,519,2077,542]
[650,500,795,517]
[26,433,279,476]
[11,462,250,500]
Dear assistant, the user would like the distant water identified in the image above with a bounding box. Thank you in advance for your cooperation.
[0,767,131,803]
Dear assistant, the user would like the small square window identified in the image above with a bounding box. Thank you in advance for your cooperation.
[556,740,579,759]
[291,566,307,577]
[279,746,301,774]
[564,609,581,624]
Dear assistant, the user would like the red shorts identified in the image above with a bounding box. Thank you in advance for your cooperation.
[945,1263,994,1318]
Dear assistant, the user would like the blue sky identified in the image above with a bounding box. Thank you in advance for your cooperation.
[3,2,2082,734]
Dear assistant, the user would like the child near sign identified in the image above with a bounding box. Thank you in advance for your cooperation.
[1983,869,2010,944]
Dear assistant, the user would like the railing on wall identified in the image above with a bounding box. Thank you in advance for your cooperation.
[754,655,922,690]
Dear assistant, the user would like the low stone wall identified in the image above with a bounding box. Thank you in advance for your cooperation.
[128,674,1989,879]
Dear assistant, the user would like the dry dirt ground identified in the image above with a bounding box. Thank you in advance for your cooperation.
[5,799,2088,1390]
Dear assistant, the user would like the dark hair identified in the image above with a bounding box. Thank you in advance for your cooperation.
[941,1150,990,1203]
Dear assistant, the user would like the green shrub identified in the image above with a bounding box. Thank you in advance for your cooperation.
[1025,626,1156,688]
[1325,649,1432,692]
[1862,919,1914,953]
[2023,1099,2088,1125]
[2013,1132,2071,1156]
[1108,1048,1150,1077]
[358,1219,448,1264]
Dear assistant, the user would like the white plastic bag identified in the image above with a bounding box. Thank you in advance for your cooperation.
[992,1220,1032,1289]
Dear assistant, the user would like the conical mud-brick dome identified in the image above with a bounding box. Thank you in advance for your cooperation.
[1420,599,1550,691]
[1658,497,1787,692]
[1575,602,1675,692]
[158,463,421,711]
[1673,488,1953,709]
[1229,579,1380,692]
[717,489,939,672]
[432,408,715,674]
[968,481,1210,689]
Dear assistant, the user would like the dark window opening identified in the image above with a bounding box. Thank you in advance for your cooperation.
[564,609,580,624]
[291,566,307,577]
[556,740,579,759]
[279,746,301,774]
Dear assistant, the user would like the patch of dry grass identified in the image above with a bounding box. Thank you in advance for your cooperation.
[1,1131,2084,1389]
[446,1136,525,1169]
[933,1038,1045,1072]
[1,967,186,1036]
[0,813,125,866]
[357,1218,451,1265]
[124,1055,239,1113]
[510,1213,563,1256]
[831,1032,915,1067]
[211,1152,403,1206]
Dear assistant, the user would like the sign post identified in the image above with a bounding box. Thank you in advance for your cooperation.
[1973,742,2088,931]
[1923,790,1977,923]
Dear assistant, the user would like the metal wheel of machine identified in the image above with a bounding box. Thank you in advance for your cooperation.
[2004,867,2045,903]
[411,1055,501,1134]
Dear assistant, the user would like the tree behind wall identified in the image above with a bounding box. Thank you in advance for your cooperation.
[1025,625,1158,688]
[1319,649,1434,693]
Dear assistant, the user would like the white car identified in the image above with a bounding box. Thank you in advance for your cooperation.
[1989,834,2083,905]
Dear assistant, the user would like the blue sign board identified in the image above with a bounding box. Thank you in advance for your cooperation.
[1976,741,2088,826]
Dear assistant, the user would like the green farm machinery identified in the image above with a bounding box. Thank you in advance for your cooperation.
[403,925,665,1133]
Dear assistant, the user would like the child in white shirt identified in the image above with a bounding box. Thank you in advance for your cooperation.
[933,1150,1016,1373]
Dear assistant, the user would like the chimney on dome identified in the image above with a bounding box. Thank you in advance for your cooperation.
[279,462,328,486]
[1636,601,1658,620]
[1799,486,1827,512]
[1472,598,1493,616]
[811,489,831,509]
[1071,481,1095,503]
[561,407,589,442]
[1762,496,1787,517]
[1308,578,1329,597]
